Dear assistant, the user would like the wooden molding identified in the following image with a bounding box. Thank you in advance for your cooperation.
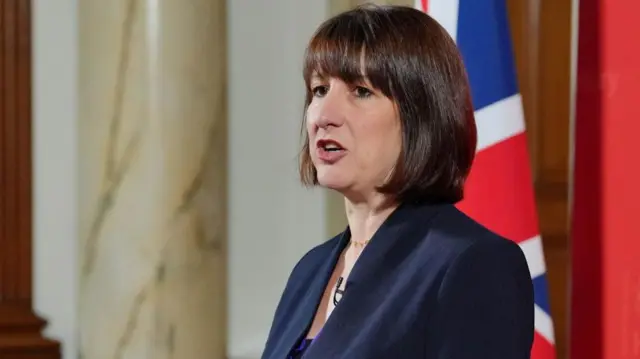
[0,0,61,357]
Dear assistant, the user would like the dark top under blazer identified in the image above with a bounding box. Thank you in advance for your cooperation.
[261,202,534,359]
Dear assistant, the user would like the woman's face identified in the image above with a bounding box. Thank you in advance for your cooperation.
[306,75,402,199]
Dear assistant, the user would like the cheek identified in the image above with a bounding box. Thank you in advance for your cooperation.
[360,118,401,165]
[305,107,318,135]
[390,124,402,155]
[384,115,402,153]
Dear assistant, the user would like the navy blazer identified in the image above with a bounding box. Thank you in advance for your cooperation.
[261,202,534,359]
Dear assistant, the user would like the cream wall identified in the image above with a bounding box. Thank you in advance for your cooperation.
[32,1,79,359]
[227,0,329,357]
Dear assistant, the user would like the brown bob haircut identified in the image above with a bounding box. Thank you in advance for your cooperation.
[299,4,477,204]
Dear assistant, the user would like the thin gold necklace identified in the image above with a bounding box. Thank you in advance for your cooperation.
[350,239,370,248]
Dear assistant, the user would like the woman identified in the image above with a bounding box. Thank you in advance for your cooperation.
[261,4,534,359]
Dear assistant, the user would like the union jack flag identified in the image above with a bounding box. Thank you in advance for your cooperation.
[415,1,557,358]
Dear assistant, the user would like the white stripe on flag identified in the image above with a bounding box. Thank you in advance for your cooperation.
[518,235,547,279]
[425,0,460,42]
[474,94,526,151]
[534,304,556,344]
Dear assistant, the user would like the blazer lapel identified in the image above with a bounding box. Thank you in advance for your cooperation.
[270,230,350,359]
[303,202,442,358]
[347,202,441,286]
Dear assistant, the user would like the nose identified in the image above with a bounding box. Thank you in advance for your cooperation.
[309,87,345,130]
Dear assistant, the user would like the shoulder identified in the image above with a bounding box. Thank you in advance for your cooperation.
[423,204,533,298]
[262,234,343,356]
[420,206,535,356]
[422,204,530,273]
[275,232,343,300]
[263,233,343,337]
[288,232,342,280]
[405,204,532,300]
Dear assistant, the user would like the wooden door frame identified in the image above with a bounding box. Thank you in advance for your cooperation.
[0,0,61,357]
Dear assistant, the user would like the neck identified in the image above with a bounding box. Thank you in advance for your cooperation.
[343,192,398,244]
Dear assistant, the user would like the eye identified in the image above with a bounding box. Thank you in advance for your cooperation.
[311,85,329,98]
[354,86,373,98]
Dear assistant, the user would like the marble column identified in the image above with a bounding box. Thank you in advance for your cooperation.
[78,1,226,358]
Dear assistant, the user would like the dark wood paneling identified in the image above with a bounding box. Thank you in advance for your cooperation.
[0,0,61,357]
[507,0,572,358]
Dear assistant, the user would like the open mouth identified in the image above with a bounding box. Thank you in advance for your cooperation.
[317,139,345,152]
[316,139,347,163]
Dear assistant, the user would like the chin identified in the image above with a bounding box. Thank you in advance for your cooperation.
[316,168,352,191]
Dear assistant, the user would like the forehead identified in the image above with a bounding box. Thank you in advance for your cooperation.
[302,14,397,96]
[304,42,367,84]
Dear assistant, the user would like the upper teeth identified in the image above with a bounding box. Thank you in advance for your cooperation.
[325,144,340,150]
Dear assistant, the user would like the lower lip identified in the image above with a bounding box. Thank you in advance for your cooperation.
[316,148,347,164]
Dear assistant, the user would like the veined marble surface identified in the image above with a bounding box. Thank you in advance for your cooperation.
[78,0,226,358]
